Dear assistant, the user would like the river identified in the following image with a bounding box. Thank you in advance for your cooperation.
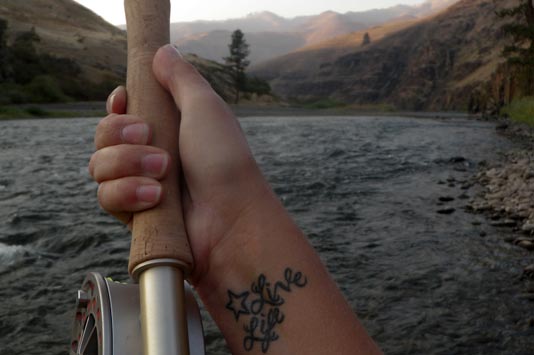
[0,115,532,354]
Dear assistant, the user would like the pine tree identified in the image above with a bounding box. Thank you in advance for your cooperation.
[225,29,250,104]
[362,32,371,46]
[497,0,534,95]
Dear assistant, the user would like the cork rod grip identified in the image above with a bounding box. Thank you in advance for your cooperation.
[125,0,193,276]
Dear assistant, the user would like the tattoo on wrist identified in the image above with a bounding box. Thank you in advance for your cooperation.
[225,268,308,353]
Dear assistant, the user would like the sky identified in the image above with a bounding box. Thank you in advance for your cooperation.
[73,0,428,25]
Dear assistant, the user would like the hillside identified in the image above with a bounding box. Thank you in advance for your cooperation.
[0,0,127,85]
[251,0,515,111]
[172,0,459,65]
[0,0,253,104]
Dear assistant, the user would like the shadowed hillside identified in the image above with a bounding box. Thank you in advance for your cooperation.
[0,0,127,85]
[251,0,515,111]
[0,0,259,105]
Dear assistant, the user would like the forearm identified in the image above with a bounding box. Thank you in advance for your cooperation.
[195,188,382,355]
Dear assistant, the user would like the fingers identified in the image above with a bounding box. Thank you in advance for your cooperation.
[106,86,127,114]
[94,86,165,226]
[89,145,170,182]
[95,114,151,150]
[98,177,162,224]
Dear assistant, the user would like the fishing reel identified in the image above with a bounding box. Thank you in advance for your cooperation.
[70,272,205,355]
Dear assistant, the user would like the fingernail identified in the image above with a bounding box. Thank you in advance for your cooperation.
[121,123,149,144]
[171,44,183,58]
[106,93,115,113]
[106,87,120,113]
[141,154,168,177]
[136,185,161,204]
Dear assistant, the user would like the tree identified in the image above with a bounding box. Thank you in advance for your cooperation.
[497,0,534,95]
[9,27,42,84]
[0,18,9,81]
[362,32,371,46]
[225,29,250,104]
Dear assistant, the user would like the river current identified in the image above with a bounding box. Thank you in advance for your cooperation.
[0,115,533,354]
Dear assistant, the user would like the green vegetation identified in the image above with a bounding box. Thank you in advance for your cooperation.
[501,97,534,125]
[0,18,121,107]
[294,98,396,112]
[0,105,106,120]
[245,76,272,96]
[302,98,347,109]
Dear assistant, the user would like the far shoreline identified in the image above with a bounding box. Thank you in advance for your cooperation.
[0,101,473,121]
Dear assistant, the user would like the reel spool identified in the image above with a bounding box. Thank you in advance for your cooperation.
[70,273,205,355]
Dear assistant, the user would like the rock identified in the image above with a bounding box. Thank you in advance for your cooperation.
[490,219,517,227]
[518,293,534,301]
[458,193,470,200]
[514,237,532,245]
[495,122,509,131]
[471,221,482,226]
[523,264,534,279]
[517,240,534,251]
[522,223,534,234]
[504,236,516,243]
[439,196,455,202]
[479,231,487,237]
[437,207,456,215]
[450,157,466,163]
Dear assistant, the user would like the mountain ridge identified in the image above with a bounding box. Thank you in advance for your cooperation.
[171,0,460,64]
[250,0,515,111]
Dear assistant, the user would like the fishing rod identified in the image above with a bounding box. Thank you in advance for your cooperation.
[70,0,205,354]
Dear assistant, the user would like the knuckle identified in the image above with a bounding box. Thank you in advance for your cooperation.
[91,147,119,182]
[95,114,117,149]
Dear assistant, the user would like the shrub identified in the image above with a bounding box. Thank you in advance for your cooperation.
[245,76,271,96]
[25,75,70,103]
[501,97,534,125]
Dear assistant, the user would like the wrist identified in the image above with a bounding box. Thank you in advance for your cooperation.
[193,186,296,294]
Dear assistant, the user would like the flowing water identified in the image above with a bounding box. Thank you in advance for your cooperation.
[0,115,533,354]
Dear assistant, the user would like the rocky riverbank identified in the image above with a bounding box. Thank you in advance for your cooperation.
[466,120,534,282]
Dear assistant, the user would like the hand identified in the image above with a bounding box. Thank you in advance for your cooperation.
[89,45,272,283]
[89,45,382,355]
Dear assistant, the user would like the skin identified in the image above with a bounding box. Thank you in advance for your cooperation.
[89,44,382,355]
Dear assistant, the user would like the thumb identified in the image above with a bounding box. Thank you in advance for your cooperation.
[152,44,219,111]
[151,44,259,203]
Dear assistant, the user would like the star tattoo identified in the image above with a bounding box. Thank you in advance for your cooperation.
[226,290,250,321]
